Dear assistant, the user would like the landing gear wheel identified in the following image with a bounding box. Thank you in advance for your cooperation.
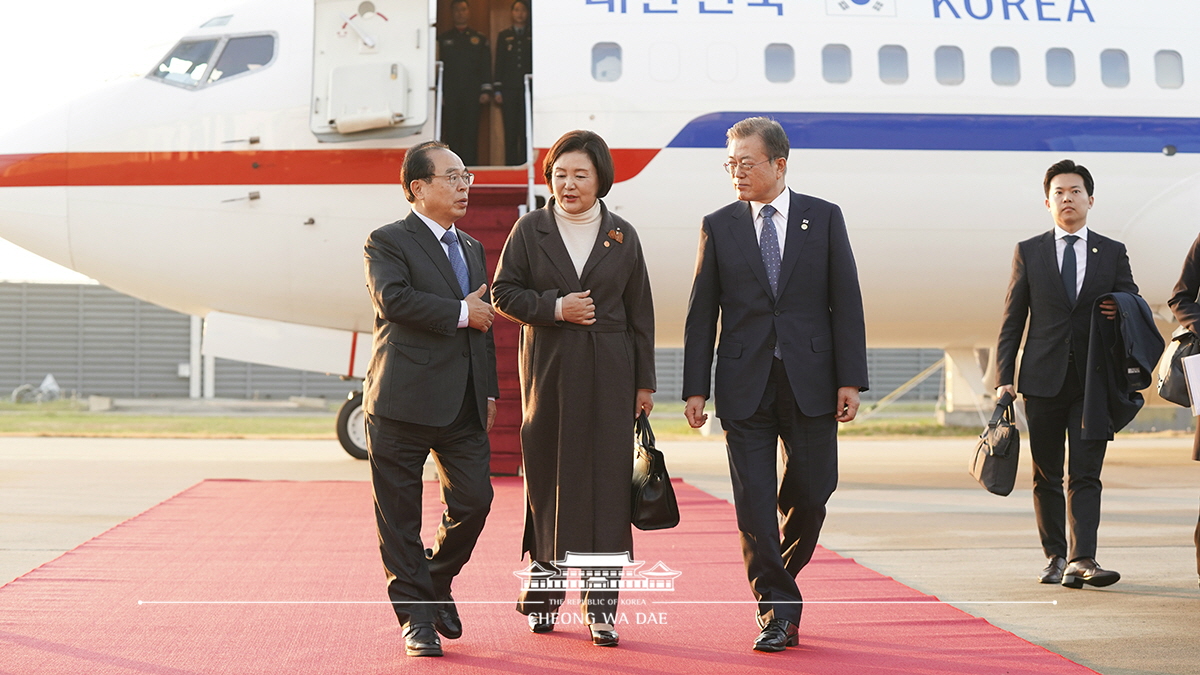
[337,391,368,460]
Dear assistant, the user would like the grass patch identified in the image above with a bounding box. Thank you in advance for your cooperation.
[0,407,336,439]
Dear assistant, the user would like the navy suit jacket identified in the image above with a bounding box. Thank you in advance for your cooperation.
[996,229,1138,397]
[683,189,869,420]
[363,211,498,428]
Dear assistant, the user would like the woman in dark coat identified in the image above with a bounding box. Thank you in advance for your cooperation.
[1167,232,1200,587]
[492,130,655,646]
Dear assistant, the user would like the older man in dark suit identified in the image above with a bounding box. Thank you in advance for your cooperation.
[363,140,498,657]
[996,159,1139,590]
[683,117,868,653]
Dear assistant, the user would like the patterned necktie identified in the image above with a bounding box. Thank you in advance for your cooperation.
[1061,234,1079,306]
[759,204,781,297]
[441,229,471,297]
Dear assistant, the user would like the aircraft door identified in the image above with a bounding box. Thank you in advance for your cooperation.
[311,0,432,141]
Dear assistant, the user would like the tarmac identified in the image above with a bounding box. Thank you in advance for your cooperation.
[1,432,1196,675]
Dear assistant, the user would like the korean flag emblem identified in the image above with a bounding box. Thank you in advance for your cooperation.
[826,0,897,16]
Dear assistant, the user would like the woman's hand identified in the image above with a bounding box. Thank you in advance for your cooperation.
[635,389,654,418]
[561,290,596,325]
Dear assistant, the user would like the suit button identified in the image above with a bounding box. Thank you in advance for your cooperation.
[774,310,781,316]
[462,350,470,358]
[1064,338,1070,344]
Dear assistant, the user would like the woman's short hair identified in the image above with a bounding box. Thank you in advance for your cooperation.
[726,117,790,163]
[400,140,449,202]
[542,130,615,198]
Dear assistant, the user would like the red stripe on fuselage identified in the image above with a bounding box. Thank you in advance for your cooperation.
[0,148,661,187]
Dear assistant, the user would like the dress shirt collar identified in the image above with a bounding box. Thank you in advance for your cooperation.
[1054,224,1089,243]
[412,208,459,246]
[750,188,791,224]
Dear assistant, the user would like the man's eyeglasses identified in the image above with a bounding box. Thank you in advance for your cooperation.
[428,172,476,186]
[721,159,774,175]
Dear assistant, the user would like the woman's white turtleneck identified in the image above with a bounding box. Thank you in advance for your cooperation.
[554,199,602,278]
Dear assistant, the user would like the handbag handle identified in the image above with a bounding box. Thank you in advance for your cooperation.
[636,410,655,448]
[988,391,1015,428]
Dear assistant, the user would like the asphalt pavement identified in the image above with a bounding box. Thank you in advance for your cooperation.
[0,433,1196,675]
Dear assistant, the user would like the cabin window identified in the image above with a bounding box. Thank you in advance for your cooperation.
[991,47,1020,85]
[592,42,622,82]
[650,43,680,82]
[1156,50,1184,89]
[1100,49,1129,88]
[764,44,794,83]
[935,46,964,85]
[707,44,737,82]
[208,35,276,83]
[879,45,908,84]
[822,44,851,83]
[1046,48,1075,87]
[149,40,219,87]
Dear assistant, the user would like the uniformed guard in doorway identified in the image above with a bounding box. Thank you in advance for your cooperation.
[493,1,532,166]
[438,0,492,165]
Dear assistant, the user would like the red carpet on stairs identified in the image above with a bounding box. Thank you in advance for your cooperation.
[0,478,1097,674]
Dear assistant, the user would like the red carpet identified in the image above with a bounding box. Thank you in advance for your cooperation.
[0,478,1096,674]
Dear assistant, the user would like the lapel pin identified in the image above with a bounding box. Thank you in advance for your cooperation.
[608,228,623,244]
[801,219,809,230]
[603,241,610,248]
[1092,247,1098,253]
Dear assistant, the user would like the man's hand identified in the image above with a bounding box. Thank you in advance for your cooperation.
[635,389,654,418]
[479,93,491,105]
[1100,298,1118,320]
[684,395,708,429]
[835,386,860,423]
[486,400,497,432]
[561,290,596,325]
[996,384,1016,400]
[466,284,494,332]
[493,92,503,106]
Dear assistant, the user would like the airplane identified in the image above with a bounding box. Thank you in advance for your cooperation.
[1,0,1198,468]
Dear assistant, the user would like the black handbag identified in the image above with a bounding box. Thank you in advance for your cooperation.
[631,412,680,530]
[1158,330,1199,407]
[969,392,1021,496]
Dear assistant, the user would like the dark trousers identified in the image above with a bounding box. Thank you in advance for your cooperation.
[441,92,481,166]
[517,563,618,625]
[500,88,527,166]
[1024,359,1107,562]
[721,358,838,627]
[365,382,492,627]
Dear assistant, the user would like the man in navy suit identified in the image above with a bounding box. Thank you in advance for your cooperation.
[683,117,868,652]
[996,159,1139,590]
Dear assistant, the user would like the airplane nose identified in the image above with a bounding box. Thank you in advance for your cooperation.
[0,108,72,272]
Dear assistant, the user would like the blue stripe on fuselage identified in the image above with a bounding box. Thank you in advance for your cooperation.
[666,112,1200,153]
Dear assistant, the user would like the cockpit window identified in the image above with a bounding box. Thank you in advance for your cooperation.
[149,34,276,89]
[208,36,275,83]
[149,40,218,87]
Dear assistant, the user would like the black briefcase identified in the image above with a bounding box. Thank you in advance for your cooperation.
[969,392,1021,496]
[631,412,680,530]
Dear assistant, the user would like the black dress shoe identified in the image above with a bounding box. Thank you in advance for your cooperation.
[1039,555,1067,584]
[753,619,799,652]
[1062,558,1120,589]
[589,624,619,647]
[403,622,443,657]
[433,594,462,640]
[528,613,555,633]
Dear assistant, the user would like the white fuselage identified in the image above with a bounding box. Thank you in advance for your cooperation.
[0,0,1196,376]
